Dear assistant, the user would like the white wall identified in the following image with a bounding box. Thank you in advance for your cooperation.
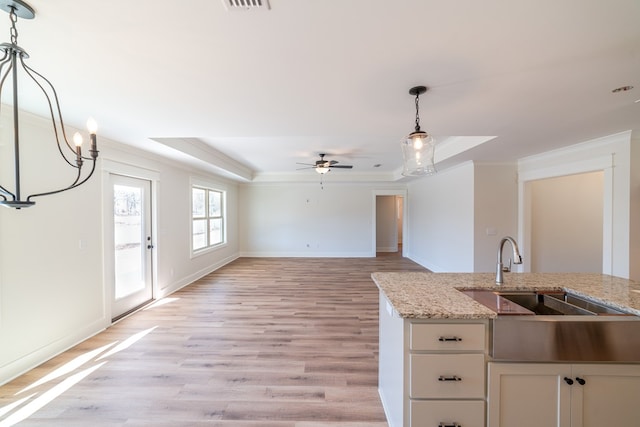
[0,111,105,383]
[406,162,476,272]
[376,195,397,252]
[0,110,240,385]
[238,182,406,257]
[530,172,603,273]
[473,164,518,272]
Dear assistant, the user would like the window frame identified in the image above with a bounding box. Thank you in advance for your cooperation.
[191,183,227,256]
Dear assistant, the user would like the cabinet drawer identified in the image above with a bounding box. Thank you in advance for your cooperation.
[410,354,485,398]
[410,323,485,351]
[410,400,485,427]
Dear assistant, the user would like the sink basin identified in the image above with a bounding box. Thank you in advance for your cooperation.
[460,289,640,362]
[499,291,593,315]
[461,289,630,316]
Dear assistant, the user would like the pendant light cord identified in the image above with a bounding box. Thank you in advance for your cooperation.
[414,93,421,132]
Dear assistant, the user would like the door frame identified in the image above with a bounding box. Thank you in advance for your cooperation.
[371,189,407,257]
[102,159,160,322]
[518,155,614,274]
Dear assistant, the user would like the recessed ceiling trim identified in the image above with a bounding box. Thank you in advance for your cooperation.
[222,0,270,11]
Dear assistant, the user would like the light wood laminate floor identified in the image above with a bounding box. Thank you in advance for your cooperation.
[0,255,427,426]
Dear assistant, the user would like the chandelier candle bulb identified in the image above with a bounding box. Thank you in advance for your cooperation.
[73,132,83,166]
[87,117,98,156]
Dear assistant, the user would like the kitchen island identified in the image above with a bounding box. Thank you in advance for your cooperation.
[372,272,640,427]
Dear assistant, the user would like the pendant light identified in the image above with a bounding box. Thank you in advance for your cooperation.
[401,86,436,176]
[0,0,98,209]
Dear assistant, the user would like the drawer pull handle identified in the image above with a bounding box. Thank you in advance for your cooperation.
[438,336,463,342]
[438,423,461,427]
[438,375,462,382]
[576,377,586,385]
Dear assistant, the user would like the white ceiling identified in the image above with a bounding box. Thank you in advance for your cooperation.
[4,0,640,182]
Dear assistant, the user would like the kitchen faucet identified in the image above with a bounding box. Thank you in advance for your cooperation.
[496,236,523,284]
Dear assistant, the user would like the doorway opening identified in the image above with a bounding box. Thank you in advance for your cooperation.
[374,191,406,257]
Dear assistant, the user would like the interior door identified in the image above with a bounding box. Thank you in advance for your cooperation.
[110,174,153,320]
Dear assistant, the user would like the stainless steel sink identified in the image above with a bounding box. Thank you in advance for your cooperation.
[462,289,640,362]
[499,292,591,315]
[498,291,630,316]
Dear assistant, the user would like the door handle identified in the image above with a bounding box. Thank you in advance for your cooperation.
[438,375,462,382]
[438,336,463,342]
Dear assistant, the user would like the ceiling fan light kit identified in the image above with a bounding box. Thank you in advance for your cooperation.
[0,0,98,209]
[401,85,436,177]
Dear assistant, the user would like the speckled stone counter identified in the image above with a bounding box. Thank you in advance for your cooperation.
[371,272,640,319]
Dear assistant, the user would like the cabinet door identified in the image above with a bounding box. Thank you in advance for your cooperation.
[571,364,640,427]
[487,363,571,427]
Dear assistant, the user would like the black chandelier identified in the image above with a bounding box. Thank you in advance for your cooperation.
[401,86,436,176]
[0,0,98,209]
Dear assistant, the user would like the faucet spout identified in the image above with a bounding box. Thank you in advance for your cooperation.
[496,236,522,284]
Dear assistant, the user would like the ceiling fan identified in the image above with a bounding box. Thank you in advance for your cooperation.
[296,153,354,174]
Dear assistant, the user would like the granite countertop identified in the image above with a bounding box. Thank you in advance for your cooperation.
[371,272,640,319]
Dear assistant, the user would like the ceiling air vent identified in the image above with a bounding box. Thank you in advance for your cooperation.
[222,0,270,11]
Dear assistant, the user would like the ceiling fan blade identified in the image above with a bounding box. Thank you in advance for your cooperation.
[296,166,315,170]
[329,160,338,165]
[296,162,315,166]
[329,165,353,169]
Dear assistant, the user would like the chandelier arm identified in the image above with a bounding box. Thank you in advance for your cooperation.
[0,56,9,123]
[26,158,96,202]
[0,185,15,199]
[0,54,13,89]
[20,57,78,167]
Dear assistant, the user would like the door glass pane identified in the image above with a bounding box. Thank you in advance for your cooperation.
[114,184,145,299]
[209,218,222,245]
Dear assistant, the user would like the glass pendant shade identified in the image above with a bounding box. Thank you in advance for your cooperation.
[315,166,330,174]
[401,130,436,176]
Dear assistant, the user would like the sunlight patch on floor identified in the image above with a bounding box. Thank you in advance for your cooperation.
[17,342,117,395]
[143,297,180,310]
[0,326,158,426]
[0,363,106,427]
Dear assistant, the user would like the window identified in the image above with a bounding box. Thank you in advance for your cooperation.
[192,186,225,252]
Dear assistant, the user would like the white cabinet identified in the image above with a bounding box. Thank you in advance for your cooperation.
[488,362,640,427]
[378,292,488,427]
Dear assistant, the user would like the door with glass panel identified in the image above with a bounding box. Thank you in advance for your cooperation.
[110,174,153,320]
